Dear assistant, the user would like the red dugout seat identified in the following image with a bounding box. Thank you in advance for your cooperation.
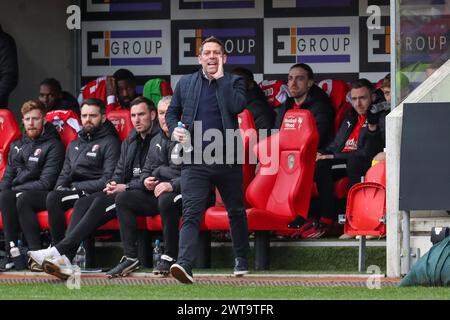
[343,161,386,236]
[0,109,22,180]
[365,160,386,186]
[46,110,81,149]
[344,182,386,237]
[106,109,133,141]
[246,109,318,230]
[341,161,386,271]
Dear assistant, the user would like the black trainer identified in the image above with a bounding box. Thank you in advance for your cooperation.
[233,257,249,276]
[106,256,141,278]
[170,263,194,284]
[0,255,14,272]
[153,254,175,276]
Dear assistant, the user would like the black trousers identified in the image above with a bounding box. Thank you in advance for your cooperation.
[55,192,117,260]
[16,190,84,251]
[0,189,22,252]
[177,164,249,272]
[115,190,166,259]
[315,155,371,221]
[46,190,85,245]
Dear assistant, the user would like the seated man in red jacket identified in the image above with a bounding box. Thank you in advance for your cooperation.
[105,69,138,113]
[78,69,138,114]
[300,79,376,239]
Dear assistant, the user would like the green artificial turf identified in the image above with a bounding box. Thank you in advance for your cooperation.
[0,284,449,300]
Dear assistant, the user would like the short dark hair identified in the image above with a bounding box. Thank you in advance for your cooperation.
[40,78,62,93]
[289,63,314,80]
[129,96,156,113]
[81,98,106,114]
[21,100,47,117]
[351,78,374,93]
[199,36,225,54]
[113,69,136,82]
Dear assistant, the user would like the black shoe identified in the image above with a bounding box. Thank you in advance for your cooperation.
[106,256,140,279]
[170,263,194,284]
[0,256,14,272]
[233,257,248,276]
[153,254,175,276]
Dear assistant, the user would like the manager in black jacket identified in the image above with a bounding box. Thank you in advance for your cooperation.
[274,63,334,150]
[107,96,183,278]
[302,79,375,239]
[20,99,120,268]
[0,100,65,270]
[0,24,18,108]
[27,97,157,279]
[166,37,250,284]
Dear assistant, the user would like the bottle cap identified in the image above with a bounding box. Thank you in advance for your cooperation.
[9,241,15,248]
[155,239,160,246]
[177,121,183,128]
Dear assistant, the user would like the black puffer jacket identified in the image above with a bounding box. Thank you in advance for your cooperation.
[0,25,18,108]
[55,120,121,194]
[275,84,335,149]
[110,124,159,189]
[140,129,181,193]
[0,123,64,191]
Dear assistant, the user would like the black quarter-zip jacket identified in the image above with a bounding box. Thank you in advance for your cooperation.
[0,123,65,191]
[55,120,121,194]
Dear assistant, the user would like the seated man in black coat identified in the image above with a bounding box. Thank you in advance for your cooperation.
[300,79,376,239]
[231,67,276,132]
[274,63,334,150]
[0,100,65,270]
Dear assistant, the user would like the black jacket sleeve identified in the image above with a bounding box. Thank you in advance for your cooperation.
[365,111,387,160]
[55,146,74,189]
[12,141,65,191]
[71,138,121,193]
[0,32,18,106]
[110,140,127,183]
[166,80,183,138]
[216,75,247,115]
[310,100,335,149]
[170,177,181,194]
[0,142,19,190]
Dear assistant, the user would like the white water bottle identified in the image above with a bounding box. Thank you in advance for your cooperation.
[177,121,193,152]
[10,241,27,270]
[171,122,192,163]
[73,244,86,270]
[9,241,20,258]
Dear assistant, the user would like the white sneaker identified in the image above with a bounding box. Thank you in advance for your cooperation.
[27,246,61,267]
[42,255,74,280]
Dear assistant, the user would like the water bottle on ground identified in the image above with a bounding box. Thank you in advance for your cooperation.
[10,241,27,270]
[73,243,86,270]
[153,239,162,268]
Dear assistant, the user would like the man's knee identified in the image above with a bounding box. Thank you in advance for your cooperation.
[46,191,61,209]
[0,189,16,202]
[158,193,177,213]
[315,159,332,179]
[115,191,130,210]
[16,193,31,213]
